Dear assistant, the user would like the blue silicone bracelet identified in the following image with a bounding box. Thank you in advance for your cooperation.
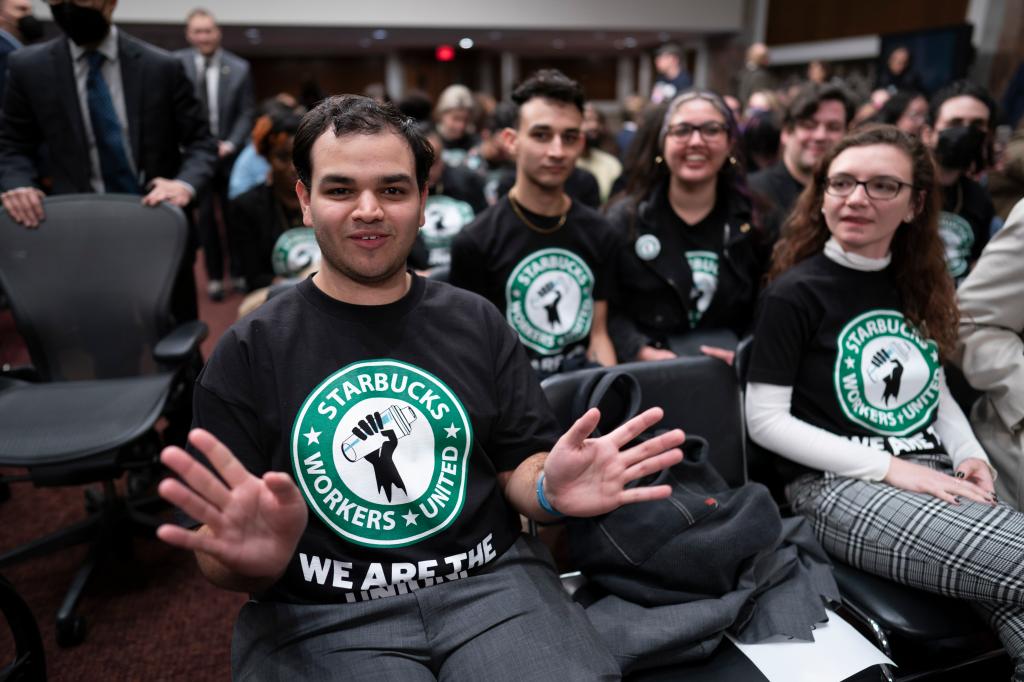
[536,472,565,517]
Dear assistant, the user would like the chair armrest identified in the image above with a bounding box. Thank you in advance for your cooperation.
[153,321,208,365]
[0,365,40,382]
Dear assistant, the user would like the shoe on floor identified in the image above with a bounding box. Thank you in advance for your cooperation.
[207,279,225,301]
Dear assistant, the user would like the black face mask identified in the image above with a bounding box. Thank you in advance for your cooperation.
[49,2,110,46]
[934,125,986,171]
[16,15,44,43]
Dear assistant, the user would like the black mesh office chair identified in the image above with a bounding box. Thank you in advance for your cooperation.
[0,573,45,681]
[0,195,207,646]
[734,337,1007,680]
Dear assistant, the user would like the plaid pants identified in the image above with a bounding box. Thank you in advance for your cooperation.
[787,454,1024,680]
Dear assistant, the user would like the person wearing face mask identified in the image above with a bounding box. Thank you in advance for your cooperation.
[607,90,767,365]
[0,0,216,324]
[922,80,996,284]
[0,0,42,97]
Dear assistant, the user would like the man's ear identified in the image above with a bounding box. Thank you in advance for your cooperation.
[295,180,313,227]
[779,126,793,149]
[417,185,428,227]
[500,127,518,157]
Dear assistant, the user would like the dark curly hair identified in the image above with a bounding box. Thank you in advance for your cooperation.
[623,90,744,202]
[511,69,585,124]
[768,124,959,358]
[292,95,434,190]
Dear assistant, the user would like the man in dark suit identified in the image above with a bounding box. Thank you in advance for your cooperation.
[0,0,217,322]
[175,8,255,301]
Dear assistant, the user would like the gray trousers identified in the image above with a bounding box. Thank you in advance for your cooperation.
[788,454,1024,681]
[231,534,620,681]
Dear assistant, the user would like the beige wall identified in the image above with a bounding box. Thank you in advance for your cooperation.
[41,0,743,30]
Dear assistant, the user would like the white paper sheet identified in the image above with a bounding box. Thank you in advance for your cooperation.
[727,609,895,682]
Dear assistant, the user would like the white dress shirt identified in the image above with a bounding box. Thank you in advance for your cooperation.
[192,48,221,137]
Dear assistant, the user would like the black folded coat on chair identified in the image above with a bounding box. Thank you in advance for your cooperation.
[567,437,841,673]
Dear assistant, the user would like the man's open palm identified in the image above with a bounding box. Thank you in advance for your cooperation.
[542,407,684,517]
[157,429,308,581]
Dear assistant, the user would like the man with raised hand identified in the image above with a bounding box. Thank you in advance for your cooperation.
[157,95,683,681]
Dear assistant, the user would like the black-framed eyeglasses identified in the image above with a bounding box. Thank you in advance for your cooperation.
[824,174,915,200]
[665,122,728,141]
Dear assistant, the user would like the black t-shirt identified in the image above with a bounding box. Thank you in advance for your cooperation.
[939,175,994,282]
[436,164,487,214]
[657,197,726,328]
[440,133,482,171]
[748,254,946,479]
[449,196,618,375]
[748,162,805,241]
[193,274,560,604]
[231,185,305,290]
[495,166,602,209]
[417,194,478,268]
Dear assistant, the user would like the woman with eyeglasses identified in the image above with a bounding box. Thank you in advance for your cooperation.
[607,90,767,364]
[745,124,1024,677]
[869,90,929,138]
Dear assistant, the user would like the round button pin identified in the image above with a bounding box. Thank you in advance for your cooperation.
[635,234,661,261]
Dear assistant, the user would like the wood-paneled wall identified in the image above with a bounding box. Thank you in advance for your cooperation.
[766,0,968,45]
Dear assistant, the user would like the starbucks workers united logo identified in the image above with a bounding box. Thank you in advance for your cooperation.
[833,310,941,436]
[292,360,473,547]
[938,211,974,279]
[505,248,595,354]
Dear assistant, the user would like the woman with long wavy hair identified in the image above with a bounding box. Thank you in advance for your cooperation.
[606,90,766,364]
[747,124,1024,678]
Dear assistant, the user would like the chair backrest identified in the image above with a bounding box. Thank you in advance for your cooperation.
[541,356,747,488]
[0,195,187,381]
[734,336,793,504]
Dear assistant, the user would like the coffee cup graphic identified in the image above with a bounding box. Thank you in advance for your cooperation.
[867,340,912,383]
[340,405,417,462]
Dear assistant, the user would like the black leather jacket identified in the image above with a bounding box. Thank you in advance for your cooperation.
[607,183,768,361]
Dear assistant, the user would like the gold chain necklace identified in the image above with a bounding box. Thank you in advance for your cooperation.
[508,189,569,235]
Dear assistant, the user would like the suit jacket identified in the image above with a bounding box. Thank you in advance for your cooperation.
[0,30,217,195]
[0,29,20,99]
[955,198,1024,506]
[174,47,255,152]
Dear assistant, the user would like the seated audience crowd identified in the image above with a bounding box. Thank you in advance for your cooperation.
[3,2,1024,679]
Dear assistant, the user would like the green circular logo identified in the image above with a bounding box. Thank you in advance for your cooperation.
[937,211,974,279]
[504,247,595,355]
[272,227,320,277]
[419,195,475,267]
[833,310,941,436]
[685,250,719,327]
[291,359,473,548]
